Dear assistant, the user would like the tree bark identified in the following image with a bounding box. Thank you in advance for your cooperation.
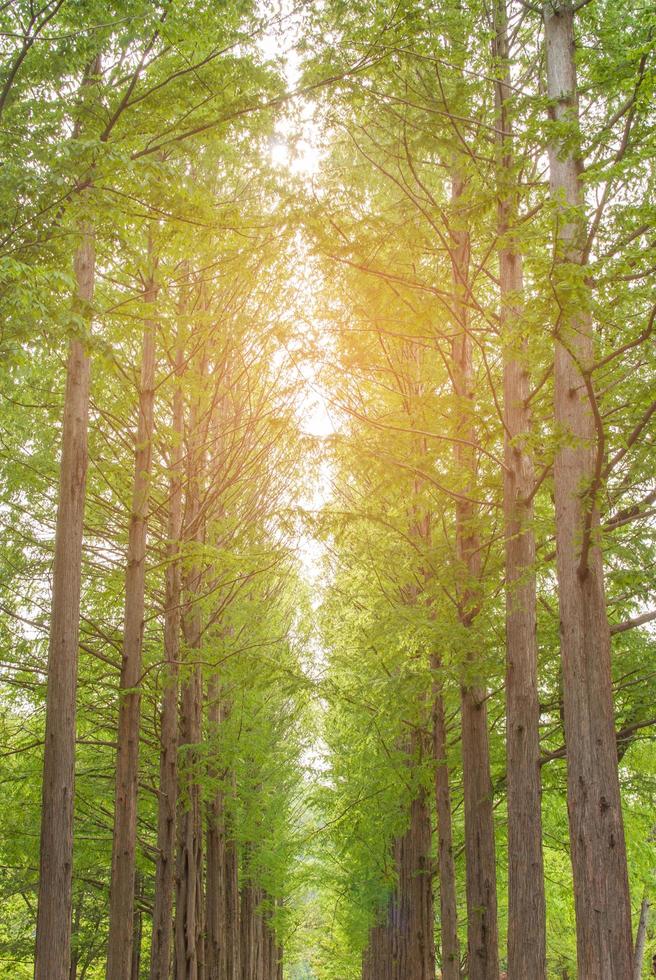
[69,896,83,980]
[543,5,634,976]
[449,173,499,980]
[205,682,222,979]
[206,690,241,980]
[431,666,460,980]
[131,872,143,980]
[493,3,546,977]
[175,647,204,980]
[150,317,185,980]
[389,787,435,980]
[362,922,392,980]
[222,823,241,979]
[240,881,256,980]
[361,736,435,980]
[175,335,206,980]
[35,221,95,980]
[240,884,281,980]
[106,261,158,979]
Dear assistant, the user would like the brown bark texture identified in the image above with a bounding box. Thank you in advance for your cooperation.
[206,693,241,980]
[240,883,282,980]
[35,223,95,980]
[633,897,650,980]
[450,173,499,980]
[106,271,158,979]
[175,354,206,980]
[493,2,546,976]
[431,669,460,980]
[362,773,435,980]
[150,326,185,980]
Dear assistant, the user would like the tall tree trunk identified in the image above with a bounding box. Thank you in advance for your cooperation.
[35,53,104,973]
[150,318,185,979]
[362,922,392,980]
[35,220,95,980]
[361,737,434,980]
[431,664,460,980]
[543,5,633,976]
[206,682,225,980]
[240,881,256,980]
[270,902,283,980]
[223,824,241,980]
[633,897,650,980]
[175,338,206,980]
[107,261,158,979]
[450,174,499,980]
[389,786,435,980]
[493,3,546,977]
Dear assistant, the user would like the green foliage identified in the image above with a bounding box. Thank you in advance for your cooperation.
[0,0,655,976]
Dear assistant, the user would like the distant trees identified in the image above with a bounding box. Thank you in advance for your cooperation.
[304,0,656,976]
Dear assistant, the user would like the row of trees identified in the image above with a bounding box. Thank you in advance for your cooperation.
[0,2,318,977]
[305,0,655,977]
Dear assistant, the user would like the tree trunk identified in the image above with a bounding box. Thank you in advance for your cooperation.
[431,666,460,980]
[69,896,83,980]
[107,263,158,979]
[543,5,634,976]
[389,788,435,980]
[175,653,204,980]
[206,684,225,979]
[362,740,434,980]
[241,884,280,980]
[223,829,241,979]
[459,682,498,980]
[493,3,546,976]
[206,687,241,980]
[175,344,206,980]
[35,221,95,980]
[450,173,499,980]
[633,898,650,980]
[131,872,143,980]
[150,320,185,980]
[362,923,392,980]
[240,882,255,980]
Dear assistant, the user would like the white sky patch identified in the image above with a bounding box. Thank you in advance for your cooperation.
[258,0,335,801]
[258,1,324,178]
